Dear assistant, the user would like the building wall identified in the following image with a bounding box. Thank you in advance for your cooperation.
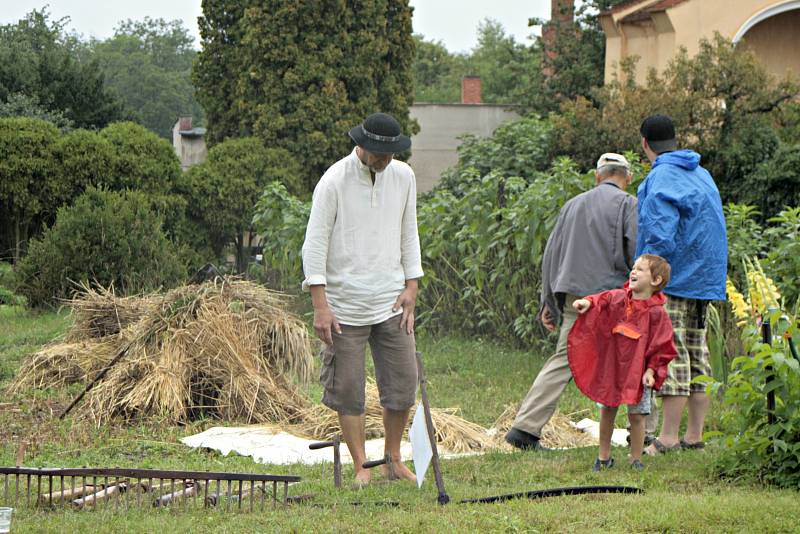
[602,0,800,84]
[738,9,800,79]
[408,104,519,193]
[178,137,208,171]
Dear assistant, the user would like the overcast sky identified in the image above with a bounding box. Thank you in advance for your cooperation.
[0,1,552,53]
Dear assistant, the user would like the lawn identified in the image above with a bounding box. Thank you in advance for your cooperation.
[1,304,798,533]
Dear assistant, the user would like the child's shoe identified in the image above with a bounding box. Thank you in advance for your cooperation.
[592,457,615,472]
[630,459,645,470]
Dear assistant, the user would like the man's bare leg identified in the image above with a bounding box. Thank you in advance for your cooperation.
[684,391,710,444]
[382,407,416,482]
[340,413,370,485]
[645,395,687,453]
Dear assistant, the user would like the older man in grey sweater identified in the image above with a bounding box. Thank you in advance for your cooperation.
[506,153,639,450]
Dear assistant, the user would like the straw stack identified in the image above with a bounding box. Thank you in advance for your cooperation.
[11,280,593,452]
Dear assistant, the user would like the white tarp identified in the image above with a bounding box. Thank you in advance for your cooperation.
[180,419,627,467]
[180,426,414,466]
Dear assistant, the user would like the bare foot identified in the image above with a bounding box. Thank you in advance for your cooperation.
[381,460,417,483]
[353,468,371,488]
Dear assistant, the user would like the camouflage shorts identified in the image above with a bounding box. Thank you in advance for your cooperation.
[658,296,712,396]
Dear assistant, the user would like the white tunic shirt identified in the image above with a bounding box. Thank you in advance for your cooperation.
[302,149,424,326]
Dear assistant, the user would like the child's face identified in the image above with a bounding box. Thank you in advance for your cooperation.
[629,257,660,295]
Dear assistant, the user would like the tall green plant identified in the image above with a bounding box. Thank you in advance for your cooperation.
[707,308,800,488]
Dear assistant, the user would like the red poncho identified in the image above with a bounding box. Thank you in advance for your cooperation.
[567,286,678,407]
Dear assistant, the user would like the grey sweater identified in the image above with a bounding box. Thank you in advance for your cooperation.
[540,181,637,325]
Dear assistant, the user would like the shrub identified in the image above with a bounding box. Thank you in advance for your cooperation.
[710,266,800,488]
[99,121,181,195]
[436,115,553,196]
[16,188,185,307]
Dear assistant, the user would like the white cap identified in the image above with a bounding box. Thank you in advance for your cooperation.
[596,153,630,170]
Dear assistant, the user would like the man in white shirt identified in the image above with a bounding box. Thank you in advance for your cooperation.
[302,112,423,486]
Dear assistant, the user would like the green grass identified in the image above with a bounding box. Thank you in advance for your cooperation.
[1,306,798,533]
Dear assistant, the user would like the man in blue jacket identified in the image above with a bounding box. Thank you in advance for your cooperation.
[636,115,727,455]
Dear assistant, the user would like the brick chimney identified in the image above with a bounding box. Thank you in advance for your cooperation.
[461,76,482,104]
[543,0,576,77]
[179,116,193,131]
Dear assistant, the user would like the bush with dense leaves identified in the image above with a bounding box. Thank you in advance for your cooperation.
[709,307,800,489]
[16,188,184,307]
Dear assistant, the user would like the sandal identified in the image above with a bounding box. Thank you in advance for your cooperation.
[680,439,706,450]
[644,438,681,455]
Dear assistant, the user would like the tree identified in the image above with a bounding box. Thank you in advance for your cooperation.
[90,18,205,139]
[180,137,303,273]
[0,93,74,130]
[0,9,125,128]
[521,0,628,114]
[194,0,418,190]
[550,34,799,203]
[412,35,463,103]
[0,118,60,264]
[99,122,182,195]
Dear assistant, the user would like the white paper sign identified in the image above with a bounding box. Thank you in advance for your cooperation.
[409,402,433,488]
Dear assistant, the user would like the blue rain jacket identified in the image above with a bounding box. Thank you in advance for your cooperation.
[635,150,727,301]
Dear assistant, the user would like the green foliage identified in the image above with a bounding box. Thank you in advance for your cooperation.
[0,117,60,263]
[519,0,628,114]
[90,18,204,139]
[15,188,184,307]
[738,144,800,220]
[724,204,767,286]
[52,128,115,202]
[0,93,74,130]
[412,20,539,105]
[194,0,418,190]
[764,208,800,308]
[99,121,181,195]
[711,309,800,488]
[0,8,125,128]
[436,116,553,195]
[180,138,303,273]
[418,159,595,345]
[551,33,799,188]
[251,182,312,288]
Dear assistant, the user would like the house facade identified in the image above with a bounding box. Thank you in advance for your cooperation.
[600,0,800,84]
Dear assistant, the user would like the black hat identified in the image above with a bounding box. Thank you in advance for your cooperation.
[348,113,411,154]
[640,114,677,154]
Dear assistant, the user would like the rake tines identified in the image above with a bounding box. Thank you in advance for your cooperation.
[0,467,300,513]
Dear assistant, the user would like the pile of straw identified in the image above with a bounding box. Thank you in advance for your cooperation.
[12,280,315,425]
[66,283,157,340]
[491,404,596,449]
[11,280,594,452]
[289,382,491,454]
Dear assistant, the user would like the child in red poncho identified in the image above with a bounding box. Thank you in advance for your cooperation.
[568,254,677,471]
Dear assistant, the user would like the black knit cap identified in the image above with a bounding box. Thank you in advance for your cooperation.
[640,114,677,154]
[348,112,411,154]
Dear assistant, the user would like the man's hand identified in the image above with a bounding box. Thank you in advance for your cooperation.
[309,285,340,345]
[540,307,556,332]
[573,299,592,314]
[642,368,655,387]
[393,280,418,335]
[313,305,341,346]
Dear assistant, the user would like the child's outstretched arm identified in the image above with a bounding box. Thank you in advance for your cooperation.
[573,298,592,314]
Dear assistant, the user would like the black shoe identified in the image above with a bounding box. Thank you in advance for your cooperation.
[592,457,615,472]
[505,427,548,451]
[630,459,645,471]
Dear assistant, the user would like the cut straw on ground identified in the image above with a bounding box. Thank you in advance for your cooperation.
[10,280,596,453]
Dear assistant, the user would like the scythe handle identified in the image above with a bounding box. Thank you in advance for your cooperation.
[416,351,450,505]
